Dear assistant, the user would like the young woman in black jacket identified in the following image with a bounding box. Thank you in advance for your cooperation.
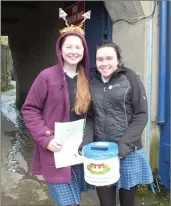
[90,41,153,206]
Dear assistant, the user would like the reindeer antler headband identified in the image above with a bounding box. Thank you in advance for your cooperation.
[59,8,91,35]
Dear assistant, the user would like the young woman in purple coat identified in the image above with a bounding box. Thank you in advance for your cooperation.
[22,9,94,206]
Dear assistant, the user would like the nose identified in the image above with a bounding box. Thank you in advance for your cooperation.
[71,47,77,54]
[101,60,108,66]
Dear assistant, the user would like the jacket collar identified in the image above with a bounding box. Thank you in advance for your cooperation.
[95,66,128,82]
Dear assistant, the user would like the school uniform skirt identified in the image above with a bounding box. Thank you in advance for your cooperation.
[116,148,153,190]
[48,149,153,205]
[48,164,95,206]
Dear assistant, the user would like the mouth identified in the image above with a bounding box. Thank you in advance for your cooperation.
[101,67,111,72]
[68,55,79,60]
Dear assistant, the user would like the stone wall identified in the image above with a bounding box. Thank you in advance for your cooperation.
[1,44,13,91]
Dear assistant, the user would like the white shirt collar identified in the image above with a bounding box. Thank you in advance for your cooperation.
[64,70,78,79]
[101,75,108,83]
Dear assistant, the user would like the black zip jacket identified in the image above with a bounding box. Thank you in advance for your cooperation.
[90,67,148,159]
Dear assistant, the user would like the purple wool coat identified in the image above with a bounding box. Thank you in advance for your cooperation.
[22,31,93,183]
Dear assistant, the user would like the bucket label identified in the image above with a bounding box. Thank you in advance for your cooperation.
[83,157,120,186]
[87,163,110,175]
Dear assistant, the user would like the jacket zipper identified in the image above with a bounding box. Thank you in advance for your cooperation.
[103,84,108,140]
[102,76,120,141]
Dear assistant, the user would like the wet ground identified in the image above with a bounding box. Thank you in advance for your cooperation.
[1,86,170,206]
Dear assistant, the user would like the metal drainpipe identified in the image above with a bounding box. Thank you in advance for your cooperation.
[144,3,153,161]
[157,1,167,125]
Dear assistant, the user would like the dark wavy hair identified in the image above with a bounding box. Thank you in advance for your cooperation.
[96,40,124,67]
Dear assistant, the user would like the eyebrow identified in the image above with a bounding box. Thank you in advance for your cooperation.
[65,44,82,47]
[96,56,113,59]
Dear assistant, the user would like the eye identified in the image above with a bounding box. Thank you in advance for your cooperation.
[76,46,82,49]
[107,57,113,60]
[96,58,103,62]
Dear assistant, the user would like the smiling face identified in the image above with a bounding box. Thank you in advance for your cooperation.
[61,35,84,66]
[96,47,119,80]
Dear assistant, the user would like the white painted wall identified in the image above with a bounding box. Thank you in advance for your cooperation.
[104,1,160,165]
[105,1,159,122]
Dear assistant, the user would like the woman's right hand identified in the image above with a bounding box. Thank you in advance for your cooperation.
[47,139,62,152]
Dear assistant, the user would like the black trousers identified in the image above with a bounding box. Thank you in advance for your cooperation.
[96,185,137,206]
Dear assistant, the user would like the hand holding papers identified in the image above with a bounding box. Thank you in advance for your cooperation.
[54,119,85,168]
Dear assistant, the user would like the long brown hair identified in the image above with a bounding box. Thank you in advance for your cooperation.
[61,36,91,115]
[75,63,91,115]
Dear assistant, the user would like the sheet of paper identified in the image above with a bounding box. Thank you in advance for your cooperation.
[54,119,85,168]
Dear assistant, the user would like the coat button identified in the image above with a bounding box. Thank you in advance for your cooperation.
[46,130,51,134]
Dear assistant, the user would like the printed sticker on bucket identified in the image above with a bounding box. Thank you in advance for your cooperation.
[87,163,110,175]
